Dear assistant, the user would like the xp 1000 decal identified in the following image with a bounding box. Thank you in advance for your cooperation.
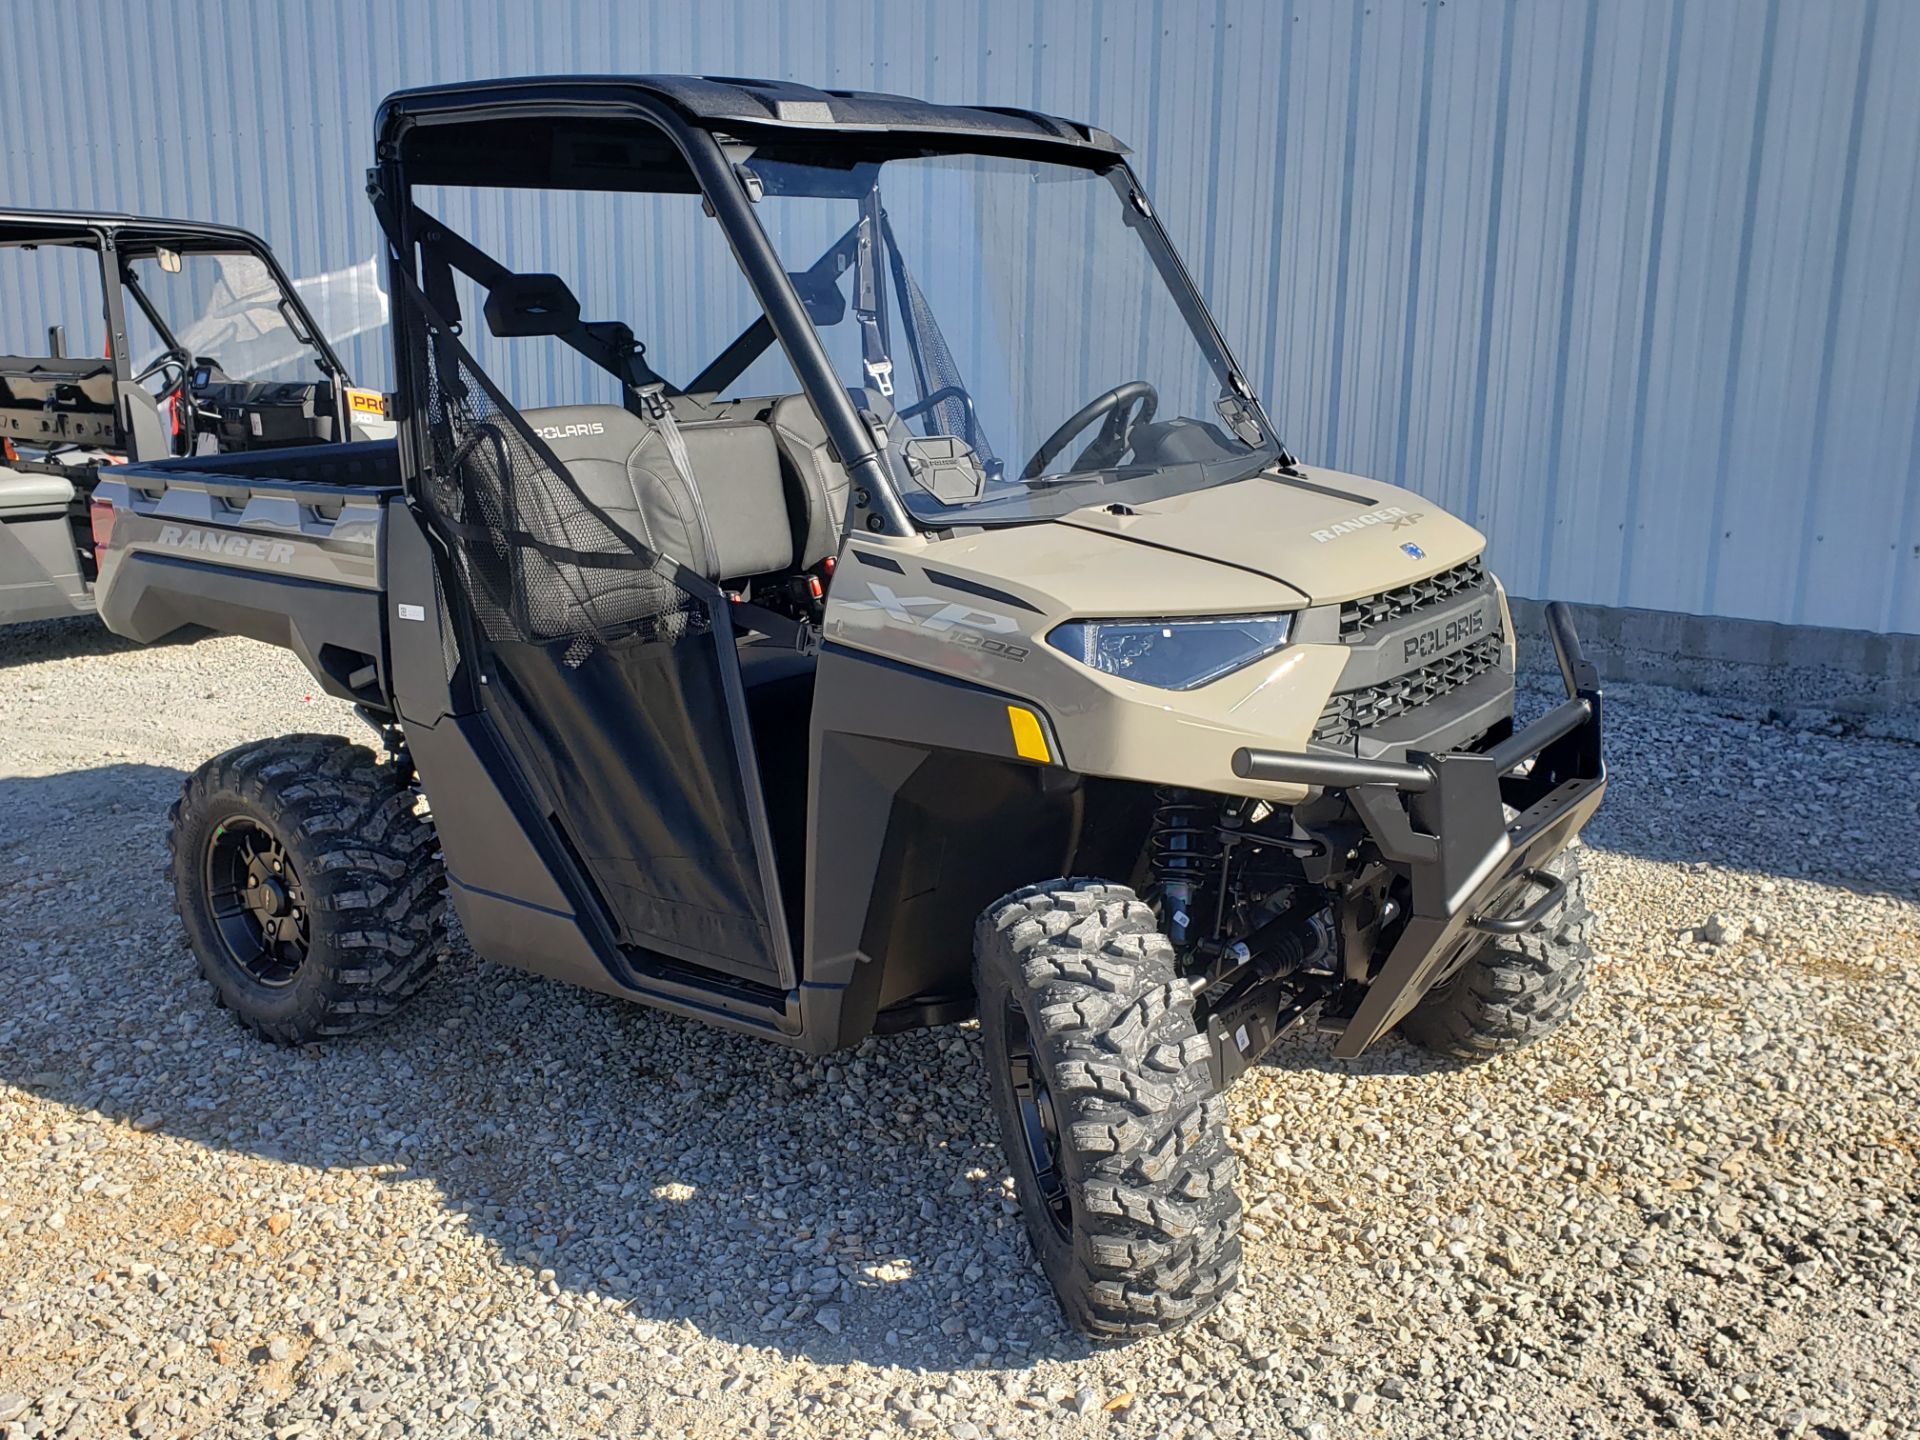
[841,581,1032,661]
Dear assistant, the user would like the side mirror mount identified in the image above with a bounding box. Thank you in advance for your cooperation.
[790,270,846,327]
[900,434,986,504]
[1215,392,1265,449]
[482,273,583,338]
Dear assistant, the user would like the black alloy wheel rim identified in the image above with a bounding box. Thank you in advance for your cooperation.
[204,817,311,987]
[1004,998,1073,1239]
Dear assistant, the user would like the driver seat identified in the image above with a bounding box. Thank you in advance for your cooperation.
[764,393,851,569]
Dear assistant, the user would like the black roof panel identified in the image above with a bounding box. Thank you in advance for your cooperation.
[0,208,273,252]
[377,73,1127,156]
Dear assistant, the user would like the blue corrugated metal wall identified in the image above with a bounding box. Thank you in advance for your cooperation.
[4,0,1916,633]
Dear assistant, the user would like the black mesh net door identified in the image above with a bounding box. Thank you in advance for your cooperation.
[402,279,787,987]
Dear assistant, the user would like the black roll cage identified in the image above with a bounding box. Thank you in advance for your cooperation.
[370,80,1289,542]
[375,89,918,536]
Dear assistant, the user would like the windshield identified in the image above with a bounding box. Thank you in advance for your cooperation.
[125,250,348,384]
[743,151,1279,522]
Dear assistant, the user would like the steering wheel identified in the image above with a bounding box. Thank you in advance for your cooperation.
[132,348,195,452]
[133,347,192,399]
[1021,380,1159,480]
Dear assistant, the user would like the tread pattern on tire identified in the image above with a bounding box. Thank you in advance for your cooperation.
[168,734,446,1044]
[976,879,1241,1338]
[1397,845,1594,1061]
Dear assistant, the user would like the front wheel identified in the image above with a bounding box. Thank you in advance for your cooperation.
[168,734,446,1044]
[974,879,1241,1338]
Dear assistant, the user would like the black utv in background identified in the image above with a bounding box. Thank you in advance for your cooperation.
[0,210,388,625]
[90,77,1606,1337]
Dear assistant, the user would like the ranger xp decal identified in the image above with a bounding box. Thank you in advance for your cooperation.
[1310,505,1423,543]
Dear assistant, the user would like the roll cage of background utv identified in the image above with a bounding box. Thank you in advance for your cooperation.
[120,76,1605,1339]
[0,209,363,458]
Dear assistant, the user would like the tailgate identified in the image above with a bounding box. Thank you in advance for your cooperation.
[92,454,397,706]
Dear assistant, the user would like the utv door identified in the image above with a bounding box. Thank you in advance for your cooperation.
[405,321,793,990]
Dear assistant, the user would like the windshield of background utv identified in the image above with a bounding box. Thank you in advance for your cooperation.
[125,251,327,384]
[744,152,1277,521]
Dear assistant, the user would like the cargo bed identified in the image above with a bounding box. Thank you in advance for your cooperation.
[92,439,400,705]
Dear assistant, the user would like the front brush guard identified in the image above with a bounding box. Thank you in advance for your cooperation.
[1231,602,1606,1058]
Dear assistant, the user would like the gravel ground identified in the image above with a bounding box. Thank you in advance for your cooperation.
[1,617,1916,1440]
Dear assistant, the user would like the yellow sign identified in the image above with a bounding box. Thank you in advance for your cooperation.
[345,388,388,418]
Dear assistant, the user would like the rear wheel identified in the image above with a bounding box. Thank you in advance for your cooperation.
[1396,845,1593,1061]
[974,879,1240,1338]
[168,734,446,1044]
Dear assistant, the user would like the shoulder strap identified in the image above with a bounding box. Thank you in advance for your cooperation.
[853,189,894,398]
[633,382,721,579]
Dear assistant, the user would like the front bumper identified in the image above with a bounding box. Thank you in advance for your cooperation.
[1231,602,1607,1058]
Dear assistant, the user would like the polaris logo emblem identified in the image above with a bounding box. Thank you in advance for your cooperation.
[532,421,605,440]
[1310,505,1423,544]
[1403,608,1486,663]
[155,524,296,566]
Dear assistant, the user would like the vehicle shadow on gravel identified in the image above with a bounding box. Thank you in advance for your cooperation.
[0,615,203,671]
[2,764,1103,1374]
[1254,1024,1462,1080]
[0,761,187,846]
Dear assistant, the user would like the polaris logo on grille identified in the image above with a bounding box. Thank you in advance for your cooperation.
[1403,609,1486,663]
[533,421,605,440]
[155,525,295,566]
[1310,505,1422,543]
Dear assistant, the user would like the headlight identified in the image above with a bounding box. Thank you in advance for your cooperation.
[1046,613,1294,690]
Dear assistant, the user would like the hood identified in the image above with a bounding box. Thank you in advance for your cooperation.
[1055,466,1486,605]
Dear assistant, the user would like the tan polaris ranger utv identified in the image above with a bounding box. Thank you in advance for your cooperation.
[93,76,1606,1337]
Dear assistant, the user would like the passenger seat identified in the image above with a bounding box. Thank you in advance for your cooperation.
[520,404,795,586]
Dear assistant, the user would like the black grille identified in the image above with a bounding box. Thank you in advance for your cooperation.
[1313,634,1505,747]
[1340,557,1487,640]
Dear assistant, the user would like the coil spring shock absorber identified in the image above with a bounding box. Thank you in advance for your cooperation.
[1149,788,1220,947]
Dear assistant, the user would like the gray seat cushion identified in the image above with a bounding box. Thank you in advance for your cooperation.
[678,421,795,581]
[0,467,77,513]
[765,394,851,568]
[521,403,794,585]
